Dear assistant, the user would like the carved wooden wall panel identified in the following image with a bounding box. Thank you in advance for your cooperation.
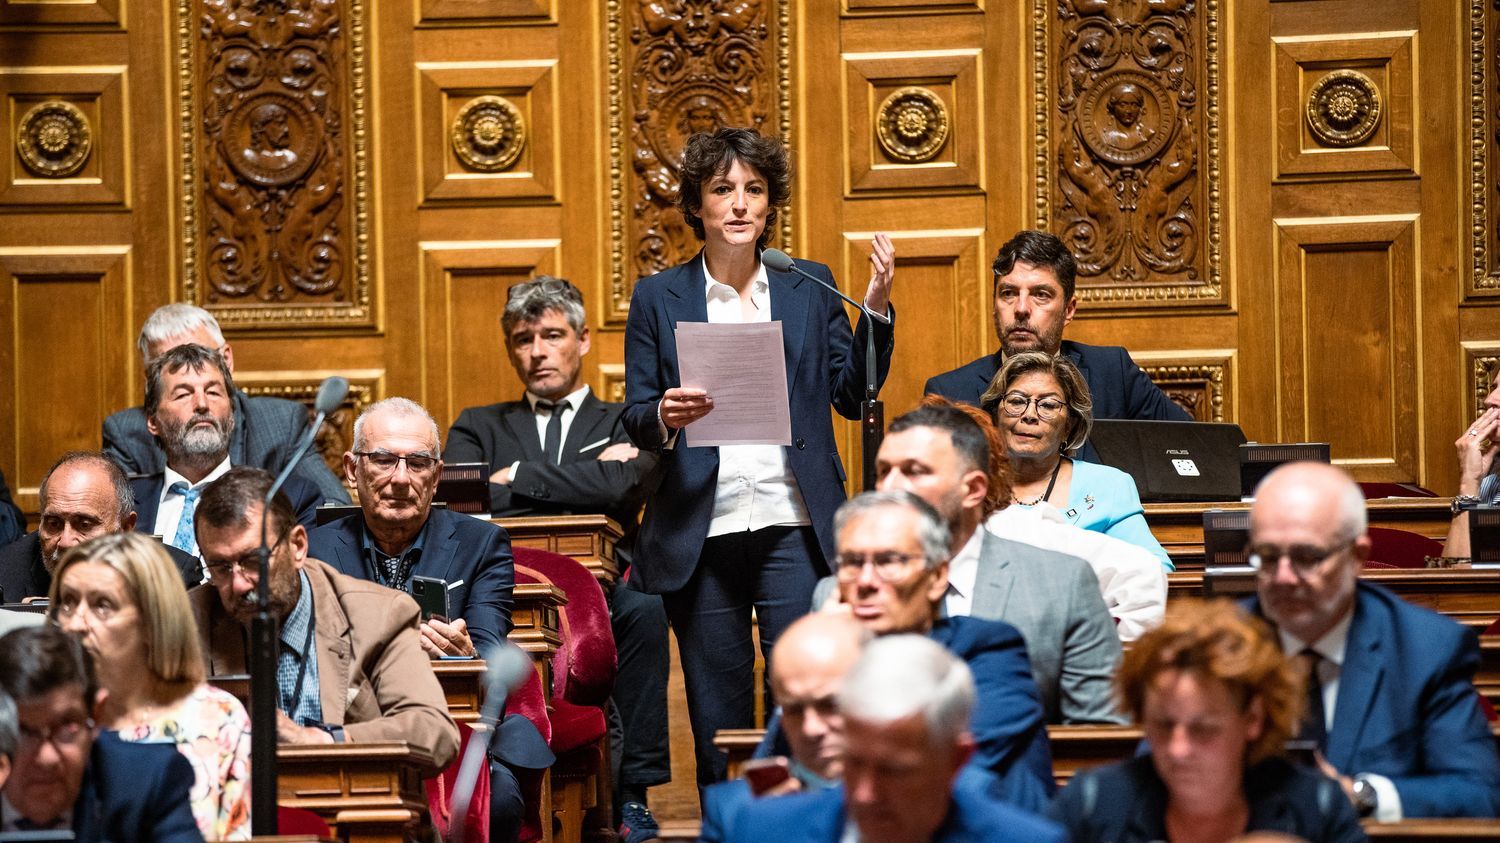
[0,0,120,25]
[1036,0,1223,305]
[1273,216,1419,478]
[238,370,381,474]
[180,0,374,329]
[419,241,561,425]
[843,50,980,193]
[607,0,790,324]
[417,61,557,203]
[1,68,126,206]
[1465,346,1500,420]
[1135,352,1234,423]
[1473,0,1500,296]
[1273,34,1414,177]
[0,248,132,507]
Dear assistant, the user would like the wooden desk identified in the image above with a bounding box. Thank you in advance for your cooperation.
[1047,724,1145,785]
[1365,819,1500,839]
[509,581,566,692]
[496,514,623,587]
[431,660,486,723]
[1146,498,1453,570]
[278,741,434,843]
[1167,567,1500,630]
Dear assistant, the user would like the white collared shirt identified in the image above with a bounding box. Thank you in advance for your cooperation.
[525,384,591,458]
[942,526,985,617]
[1278,612,1403,821]
[153,456,232,545]
[702,259,810,536]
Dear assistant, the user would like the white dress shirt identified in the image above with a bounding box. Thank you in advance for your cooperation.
[942,526,985,617]
[701,260,811,537]
[510,384,593,474]
[984,503,1167,641]
[1279,612,1404,821]
[153,457,232,544]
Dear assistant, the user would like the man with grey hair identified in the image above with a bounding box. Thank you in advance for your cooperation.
[444,275,671,840]
[727,634,1065,842]
[1245,461,1500,820]
[308,396,538,841]
[102,302,349,505]
[820,490,1054,811]
[129,344,322,557]
[1,451,200,601]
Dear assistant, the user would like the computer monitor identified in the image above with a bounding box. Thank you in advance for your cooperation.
[1239,442,1331,497]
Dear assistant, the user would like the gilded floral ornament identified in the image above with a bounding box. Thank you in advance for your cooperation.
[1306,70,1381,148]
[451,95,526,172]
[876,87,949,164]
[16,100,92,178]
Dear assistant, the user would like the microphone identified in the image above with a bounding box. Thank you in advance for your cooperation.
[762,248,871,316]
[450,643,535,838]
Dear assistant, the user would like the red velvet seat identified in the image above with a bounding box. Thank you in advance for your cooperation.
[515,547,618,843]
[277,805,332,837]
[426,721,492,843]
[1363,527,1443,568]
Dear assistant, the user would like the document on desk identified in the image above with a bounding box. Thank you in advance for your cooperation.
[675,321,792,447]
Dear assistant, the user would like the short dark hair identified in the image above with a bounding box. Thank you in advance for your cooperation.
[904,396,1015,512]
[677,127,791,250]
[991,230,1077,300]
[39,450,135,523]
[502,275,587,339]
[889,404,991,478]
[0,625,97,707]
[144,343,234,416]
[196,466,297,541]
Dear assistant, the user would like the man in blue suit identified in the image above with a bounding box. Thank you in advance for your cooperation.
[725,634,1064,843]
[0,625,201,842]
[1246,461,1500,820]
[923,230,1188,461]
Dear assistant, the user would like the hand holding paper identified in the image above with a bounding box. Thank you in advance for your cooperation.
[674,321,793,446]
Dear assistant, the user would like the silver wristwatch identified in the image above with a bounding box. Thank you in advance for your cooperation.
[1452,494,1482,517]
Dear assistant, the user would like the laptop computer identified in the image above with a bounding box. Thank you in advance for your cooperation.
[1087,419,1248,502]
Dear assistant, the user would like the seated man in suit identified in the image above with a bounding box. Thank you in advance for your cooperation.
[444,275,670,838]
[1,451,200,602]
[923,230,1187,460]
[308,397,544,842]
[821,490,1054,810]
[727,635,1065,843]
[870,402,1123,725]
[189,466,459,772]
[0,625,201,840]
[699,612,870,841]
[1247,461,1500,819]
[130,343,322,564]
[103,302,348,505]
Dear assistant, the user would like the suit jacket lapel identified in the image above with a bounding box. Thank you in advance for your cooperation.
[417,509,464,584]
[229,389,251,466]
[973,531,1017,618]
[501,400,545,462]
[306,563,354,726]
[974,353,1002,400]
[133,476,163,533]
[768,262,808,387]
[1327,597,1382,770]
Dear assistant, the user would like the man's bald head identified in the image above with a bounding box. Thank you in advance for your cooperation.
[36,452,137,574]
[769,613,872,780]
[1251,461,1370,645]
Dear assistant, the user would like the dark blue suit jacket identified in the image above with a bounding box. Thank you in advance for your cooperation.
[73,731,203,843]
[1246,582,1500,818]
[723,766,1066,843]
[307,505,516,649]
[0,531,202,602]
[0,467,22,548]
[130,471,323,537]
[621,253,894,594]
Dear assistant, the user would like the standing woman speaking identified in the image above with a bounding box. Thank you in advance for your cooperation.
[623,127,895,790]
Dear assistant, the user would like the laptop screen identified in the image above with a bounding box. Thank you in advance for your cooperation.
[1086,420,1248,503]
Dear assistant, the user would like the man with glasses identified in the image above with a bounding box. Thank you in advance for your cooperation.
[821,490,1054,811]
[1245,461,1500,820]
[0,624,201,840]
[923,230,1187,460]
[189,466,459,769]
[103,303,349,505]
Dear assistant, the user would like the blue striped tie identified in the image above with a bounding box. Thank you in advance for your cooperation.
[168,481,201,556]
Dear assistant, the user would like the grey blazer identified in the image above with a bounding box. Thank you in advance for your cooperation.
[810,530,1124,725]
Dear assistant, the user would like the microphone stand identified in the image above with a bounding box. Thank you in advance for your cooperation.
[767,252,884,490]
[251,378,344,836]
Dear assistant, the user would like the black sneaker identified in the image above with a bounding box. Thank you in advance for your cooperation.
[618,800,661,843]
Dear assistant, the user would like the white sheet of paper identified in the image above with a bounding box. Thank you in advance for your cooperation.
[675,321,792,447]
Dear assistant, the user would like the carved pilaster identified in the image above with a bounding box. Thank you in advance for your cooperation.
[1471,0,1500,293]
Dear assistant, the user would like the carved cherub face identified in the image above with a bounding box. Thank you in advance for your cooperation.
[1109,85,1145,127]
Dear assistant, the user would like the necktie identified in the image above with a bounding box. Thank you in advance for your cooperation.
[381,552,403,587]
[1297,648,1328,750]
[168,481,201,556]
[538,399,568,465]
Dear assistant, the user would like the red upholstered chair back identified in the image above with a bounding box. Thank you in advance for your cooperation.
[277,805,332,837]
[1364,527,1443,569]
[514,547,618,707]
[425,721,492,843]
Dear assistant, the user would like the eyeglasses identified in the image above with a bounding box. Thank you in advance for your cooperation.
[833,551,924,582]
[204,531,289,582]
[998,392,1067,421]
[1248,540,1353,578]
[18,718,93,754]
[355,450,438,475]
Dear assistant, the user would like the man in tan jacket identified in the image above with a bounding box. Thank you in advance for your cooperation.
[186,466,458,773]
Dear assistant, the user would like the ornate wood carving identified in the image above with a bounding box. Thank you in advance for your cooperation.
[607,0,790,323]
[1472,0,1500,293]
[1037,0,1222,304]
[16,101,92,178]
[180,0,373,327]
[1142,362,1225,422]
[238,374,378,475]
[1471,354,1498,420]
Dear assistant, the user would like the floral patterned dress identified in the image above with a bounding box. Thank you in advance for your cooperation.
[117,683,252,841]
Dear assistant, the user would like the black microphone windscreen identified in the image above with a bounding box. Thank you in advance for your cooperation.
[761,248,794,272]
[314,376,349,415]
[481,642,534,697]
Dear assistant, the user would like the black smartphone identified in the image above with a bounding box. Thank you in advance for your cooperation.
[410,575,450,621]
[1284,739,1319,767]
